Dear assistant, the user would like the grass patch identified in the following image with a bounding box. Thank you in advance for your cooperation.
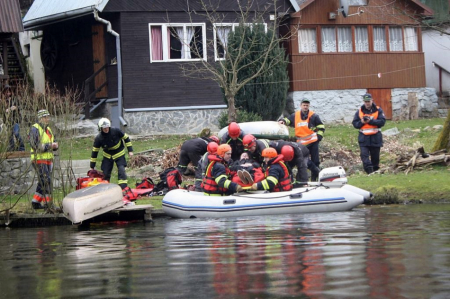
[348,165,450,202]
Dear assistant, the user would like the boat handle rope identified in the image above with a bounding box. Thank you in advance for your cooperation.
[233,186,321,199]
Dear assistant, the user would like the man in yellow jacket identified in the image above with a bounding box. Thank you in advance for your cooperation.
[29,109,58,209]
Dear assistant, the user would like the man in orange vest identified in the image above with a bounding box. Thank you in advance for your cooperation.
[352,93,386,174]
[279,98,325,181]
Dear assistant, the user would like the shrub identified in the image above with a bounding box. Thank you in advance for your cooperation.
[218,109,262,129]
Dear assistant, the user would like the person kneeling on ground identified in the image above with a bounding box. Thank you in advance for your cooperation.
[202,144,244,195]
[249,148,293,192]
[177,135,219,176]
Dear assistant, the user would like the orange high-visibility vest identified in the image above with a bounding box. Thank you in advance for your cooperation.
[294,110,318,145]
[359,108,380,135]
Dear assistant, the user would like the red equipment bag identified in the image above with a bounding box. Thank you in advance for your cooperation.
[154,167,182,193]
[136,177,155,190]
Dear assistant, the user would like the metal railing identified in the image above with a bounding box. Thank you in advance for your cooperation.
[84,63,108,119]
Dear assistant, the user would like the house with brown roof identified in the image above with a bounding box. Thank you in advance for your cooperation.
[285,0,439,122]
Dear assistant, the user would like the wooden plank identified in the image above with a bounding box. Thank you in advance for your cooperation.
[368,88,392,120]
[92,24,108,98]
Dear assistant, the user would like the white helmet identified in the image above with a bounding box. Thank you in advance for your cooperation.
[98,118,111,131]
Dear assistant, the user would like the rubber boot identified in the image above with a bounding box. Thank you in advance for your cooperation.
[32,201,43,209]
[365,166,374,174]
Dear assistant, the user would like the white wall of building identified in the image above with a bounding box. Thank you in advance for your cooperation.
[19,31,45,93]
[422,27,450,93]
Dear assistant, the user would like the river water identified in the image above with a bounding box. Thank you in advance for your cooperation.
[1,204,450,299]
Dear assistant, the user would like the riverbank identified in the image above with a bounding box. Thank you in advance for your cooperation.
[1,118,448,215]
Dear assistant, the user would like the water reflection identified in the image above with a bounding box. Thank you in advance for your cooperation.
[1,205,450,298]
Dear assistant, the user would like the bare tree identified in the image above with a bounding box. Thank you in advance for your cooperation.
[177,0,294,123]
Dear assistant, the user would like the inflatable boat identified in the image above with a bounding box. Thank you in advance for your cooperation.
[162,166,372,219]
[62,183,124,224]
[218,121,289,140]
[162,183,370,219]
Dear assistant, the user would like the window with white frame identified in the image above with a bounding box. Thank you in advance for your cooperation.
[149,23,206,62]
[355,26,369,52]
[404,27,418,51]
[373,26,387,52]
[321,27,352,53]
[213,23,268,61]
[389,27,403,51]
[298,28,317,53]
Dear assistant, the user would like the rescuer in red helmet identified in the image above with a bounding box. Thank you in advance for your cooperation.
[269,140,310,187]
[194,141,219,191]
[242,134,270,165]
[220,122,245,161]
[202,144,244,195]
[249,148,292,192]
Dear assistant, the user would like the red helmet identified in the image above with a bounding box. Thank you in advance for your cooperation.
[281,145,294,161]
[209,135,220,144]
[217,144,232,157]
[228,122,240,138]
[261,148,278,158]
[243,134,256,149]
[207,142,219,154]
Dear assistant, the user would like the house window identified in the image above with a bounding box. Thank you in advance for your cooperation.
[149,23,206,62]
[355,26,369,52]
[321,27,352,53]
[349,0,367,5]
[321,27,336,52]
[298,28,317,53]
[338,27,352,52]
[213,23,268,60]
[389,27,403,51]
[404,27,418,51]
[373,26,387,52]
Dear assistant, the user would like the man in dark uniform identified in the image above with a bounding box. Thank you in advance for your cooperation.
[242,134,270,165]
[90,118,134,193]
[220,122,245,161]
[352,93,386,174]
[177,135,219,175]
[279,98,325,181]
[2,85,25,151]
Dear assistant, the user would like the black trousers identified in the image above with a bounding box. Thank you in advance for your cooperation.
[178,150,203,173]
[306,141,320,168]
[101,155,128,189]
[360,146,380,172]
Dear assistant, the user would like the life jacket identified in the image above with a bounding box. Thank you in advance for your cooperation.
[294,110,318,145]
[264,156,293,192]
[30,123,54,161]
[202,155,230,195]
[359,108,380,135]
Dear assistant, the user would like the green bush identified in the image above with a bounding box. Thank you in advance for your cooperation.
[218,110,262,129]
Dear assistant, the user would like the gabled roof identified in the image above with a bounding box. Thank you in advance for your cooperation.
[23,0,109,30]
[0,0,23,33]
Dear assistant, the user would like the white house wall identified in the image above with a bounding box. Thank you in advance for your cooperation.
[19,31,45,93]
[423,26,450,93]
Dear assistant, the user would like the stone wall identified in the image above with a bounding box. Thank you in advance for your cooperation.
[288,87,439,123]
[123,108,224,135]
[0,158,34,195]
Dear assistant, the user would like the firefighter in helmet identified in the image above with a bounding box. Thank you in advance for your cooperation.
[249,148,293,192]
[202,144,244,195]
[90,118,134,195]
[220,122,245,161]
